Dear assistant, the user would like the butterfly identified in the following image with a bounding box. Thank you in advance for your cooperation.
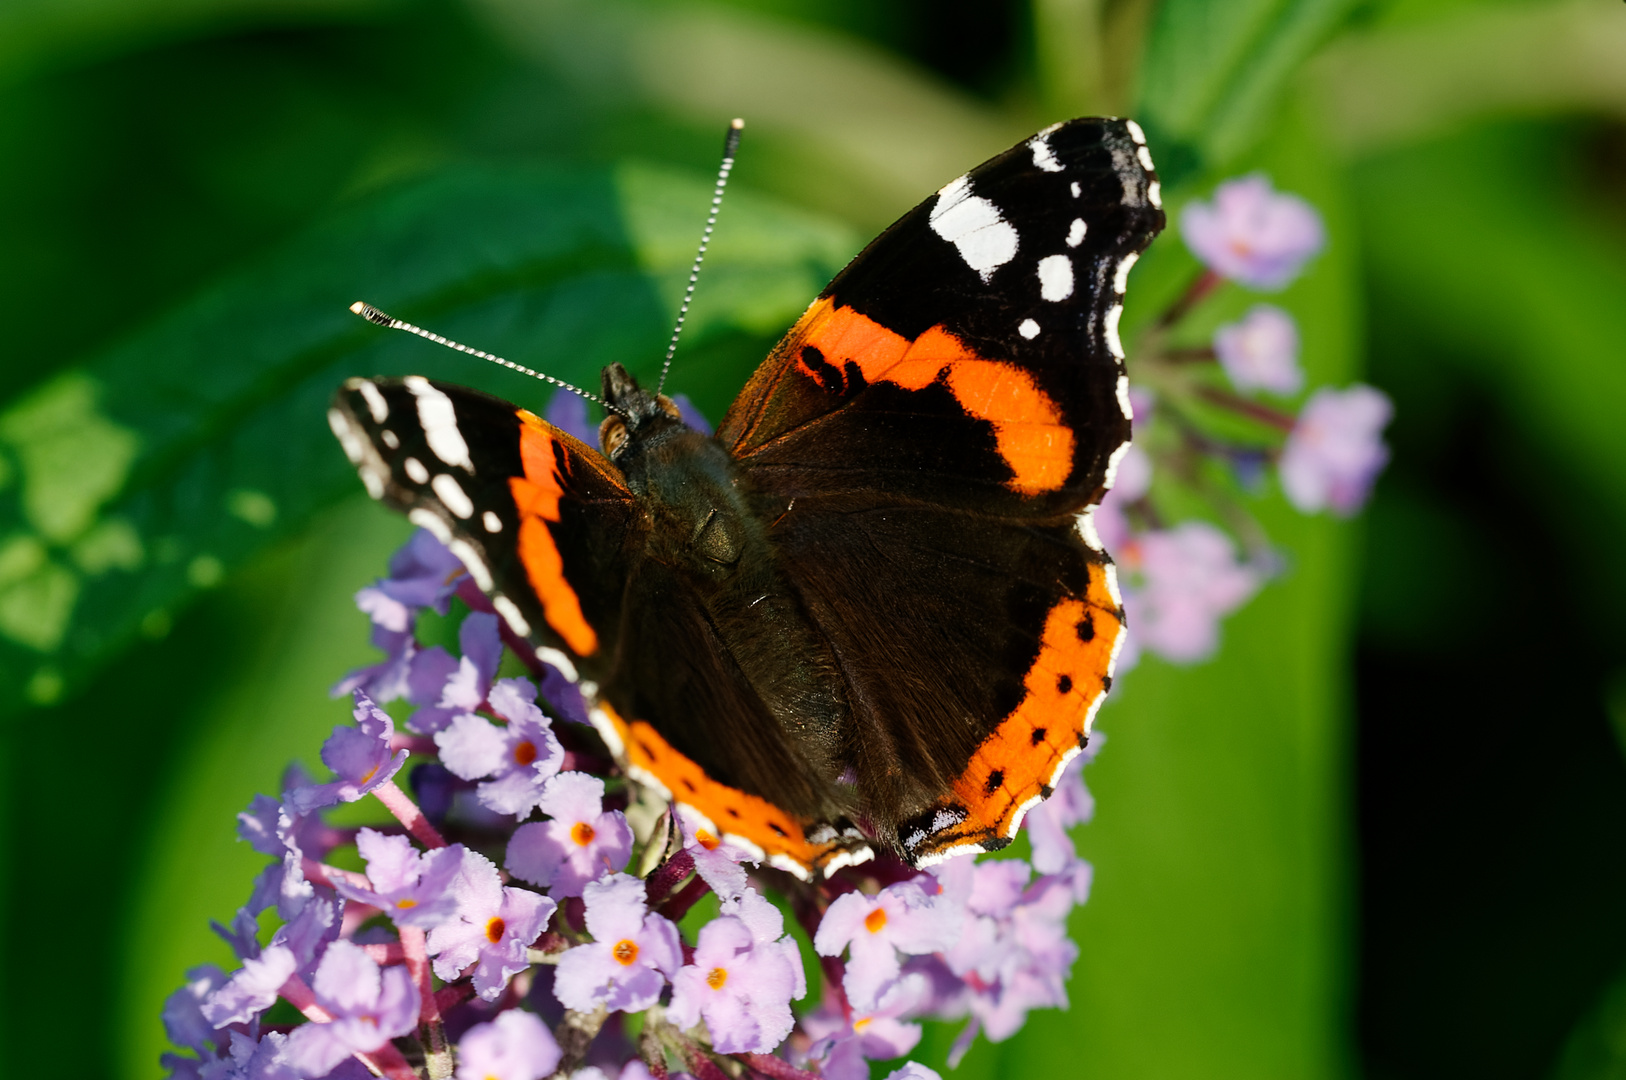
[328,117,1165,878]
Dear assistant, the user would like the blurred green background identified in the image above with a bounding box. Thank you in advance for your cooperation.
[1,0,1624,1077]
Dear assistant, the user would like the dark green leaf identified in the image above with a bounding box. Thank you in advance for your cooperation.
[0,162,857,716]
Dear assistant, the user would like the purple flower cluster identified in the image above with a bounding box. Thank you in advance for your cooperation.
[1100,171,1392,668]
[162,530,1103,1080]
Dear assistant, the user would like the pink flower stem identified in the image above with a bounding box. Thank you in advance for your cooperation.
[278,975,417,1080]
[361,943,407,965]
[374,779,447,848]
[683,1041,732,1080]
[658,873,713,923]
[435,982,475,1013]
[1195,385,1297,432]
[645,849,696,905]
[400,925,452,1079]
[1156,268,1222,329]
[303,858,370,890]
[737,1053,824,1080]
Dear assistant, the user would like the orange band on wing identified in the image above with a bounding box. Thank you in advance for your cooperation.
[509,412,598,656]
[595,702,827,874]
[948,562,1123,841]
[792,297,1074,495]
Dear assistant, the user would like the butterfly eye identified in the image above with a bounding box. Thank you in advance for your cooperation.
[599,415,629,458]
[656,394,683,421]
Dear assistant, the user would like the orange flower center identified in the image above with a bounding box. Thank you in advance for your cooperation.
[864,907,888,933]
[395,898,418,910]
[613,939,639,966]
[695,829,721,851]
[706,967,728,990]
[513,741,537,766]
[485,917,506,944]
[571,821,596,846]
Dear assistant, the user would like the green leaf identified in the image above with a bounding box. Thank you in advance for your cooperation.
[0,161,857,715]
[1135,0,1361,180]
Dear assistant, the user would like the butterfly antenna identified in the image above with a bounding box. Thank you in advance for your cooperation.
[656,117,743,396]
[348,301,612,410]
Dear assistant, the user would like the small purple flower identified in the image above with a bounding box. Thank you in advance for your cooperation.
[553,873,682,1014]
[1121,522,1260,665]
[1181,174,1325,290]
[334,530,467,703]
[814,880,962,1011]
[547,389,597,445]
[675,806,757,902]
[163,965,229,1055]
[801,972,935,1080]
[1213,304,1303,395]
[670,393,713,436]
[283,692,409,815]
[283,940,419,1076]
[1280,384,1393,515]
[202,944,298,1027]
[434,677,564,818]
[506,772,633,898]
[1093,442,1152,555]
[332,828,464,928]
[456,1009,562,1080]
[1022,740,1101,875]
[668,890,805,1053]
[426,849,556,1000]
[408,611,503,735]
[886,1066,943,1080]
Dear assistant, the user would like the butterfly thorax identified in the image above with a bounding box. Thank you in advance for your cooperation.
[596,363,856,823]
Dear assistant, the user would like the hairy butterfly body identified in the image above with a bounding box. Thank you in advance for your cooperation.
[330,117,1165,877]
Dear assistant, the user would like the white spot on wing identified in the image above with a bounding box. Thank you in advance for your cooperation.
[1126,119,1147,145]
[1104,303,1125,359]
[1116,374,1133,419]
[491,594,531,638]
[1103,439,1132,488]
[930,175,1019,283]
[589,705,624,758]
[408,508,452,543]
[1148,181,1162,208]
[448,538,492,590]
[539,646,579,683]
[328,409,364,464]
[1018,318,1040,340]
[1029,135,1064,173]
[1114,252,1140,295]
[356,380,389,424]
[1137,145,1156,173]
[432,473,474,519]
[1066,218,1086,247]
[483,510,503,533]
[1103,560,1124,608]
[1077,508,1104,552]
[405,376,473,472]
[821,847,874,875]
[768,853,812,881]
[359,469,384,499]
[380,429,400,450]
[1037,254,1074,302]
[404,457,429,484]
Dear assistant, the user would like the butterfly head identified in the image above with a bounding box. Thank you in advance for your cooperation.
[598,362,688,461]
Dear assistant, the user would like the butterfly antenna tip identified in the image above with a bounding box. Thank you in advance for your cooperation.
[657,117,744,396]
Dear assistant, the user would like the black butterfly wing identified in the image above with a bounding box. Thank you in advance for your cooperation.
[718,117,1163,520]
[716,117,1164,864]
[328,377,648,677]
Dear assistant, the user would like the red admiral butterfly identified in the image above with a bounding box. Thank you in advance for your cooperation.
[329,117,1164,878]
